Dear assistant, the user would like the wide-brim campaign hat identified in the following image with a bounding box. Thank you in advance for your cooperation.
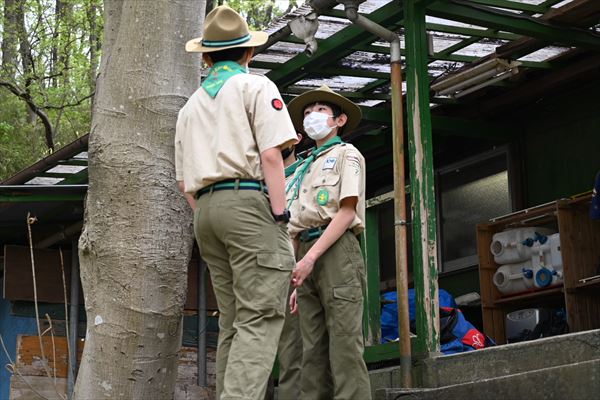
[287,85,362,134]
[186,5,268,53]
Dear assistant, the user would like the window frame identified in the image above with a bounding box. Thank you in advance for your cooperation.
[435,145,516,273]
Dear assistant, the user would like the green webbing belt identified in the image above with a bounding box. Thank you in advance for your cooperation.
[298,224,329,242]
[195,180,265,199]
[286,136,343,208]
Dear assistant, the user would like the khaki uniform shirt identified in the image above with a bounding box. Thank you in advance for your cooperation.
[288,143,366,238]
[175,73,297,193]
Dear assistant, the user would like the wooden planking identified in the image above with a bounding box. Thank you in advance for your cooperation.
[175,346,217,400]
[477,223,506,343]
[10,375,67,400]
[4,245,219,311]
[12,336,217,400]
[557,196,600,332]
[3,245,76,303]
[16,335,83,379]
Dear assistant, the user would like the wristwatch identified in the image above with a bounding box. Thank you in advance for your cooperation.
[273,209,291,223]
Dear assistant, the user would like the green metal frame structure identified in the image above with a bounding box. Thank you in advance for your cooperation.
[253,0,600,358]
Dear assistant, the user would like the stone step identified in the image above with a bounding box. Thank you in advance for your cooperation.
[376,357,600,400]
[367,329,600,398]
[419,328,600,388]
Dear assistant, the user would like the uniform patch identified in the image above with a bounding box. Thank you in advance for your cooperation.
[346,153,361,175]
[316,189,329,206]
[322,157,337,170]
[271,98,284,110]
[346,154,361,165]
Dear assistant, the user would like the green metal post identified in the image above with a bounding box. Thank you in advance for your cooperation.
[362,208,381,346]
[404,0,440,356]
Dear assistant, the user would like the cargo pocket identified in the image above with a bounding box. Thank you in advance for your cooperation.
[254,251,295,311]
[332,285,363,335]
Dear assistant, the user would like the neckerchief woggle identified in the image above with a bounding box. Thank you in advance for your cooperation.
[201,61,246,98]
[285,156,304,178]
[286,136,343,208]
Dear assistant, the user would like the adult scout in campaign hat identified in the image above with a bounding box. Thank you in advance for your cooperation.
[175,5,298,400]
[185,5,268,53]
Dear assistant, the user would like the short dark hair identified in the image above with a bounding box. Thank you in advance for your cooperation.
[303,101,342,118]
[205,47,249,63]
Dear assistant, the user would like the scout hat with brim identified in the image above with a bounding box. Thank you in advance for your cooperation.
[186,5,268,53]
[287,85,362,134]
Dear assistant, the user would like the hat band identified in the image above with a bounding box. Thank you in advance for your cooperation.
[202,34,251,48]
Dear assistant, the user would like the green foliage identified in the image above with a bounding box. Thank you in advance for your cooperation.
[221,0,301,30]
[0,0,103,181]
[0,0,298,181]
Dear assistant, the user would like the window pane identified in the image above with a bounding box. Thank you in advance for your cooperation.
[440,154,510,269]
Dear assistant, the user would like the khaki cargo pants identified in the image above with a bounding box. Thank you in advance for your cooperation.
[194,189,295,400]
[276,284,302,400]
[297,231,372,400]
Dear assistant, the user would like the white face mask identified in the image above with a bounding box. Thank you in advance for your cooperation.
[303,112,334,140]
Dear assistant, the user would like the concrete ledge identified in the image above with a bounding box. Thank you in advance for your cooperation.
[377,358,600,400]
[421,329,600,387]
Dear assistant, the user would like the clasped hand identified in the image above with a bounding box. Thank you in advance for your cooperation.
[291,256,315,288]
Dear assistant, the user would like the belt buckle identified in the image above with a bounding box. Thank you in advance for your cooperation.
[299,230,309,242]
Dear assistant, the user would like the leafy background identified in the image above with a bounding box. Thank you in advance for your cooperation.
[0,0,299,181]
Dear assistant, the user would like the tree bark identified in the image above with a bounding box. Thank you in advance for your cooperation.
[15,1,37,125]
[73,0,205,398]
[1,0,18,78]
[51,0,63,88]
[87,0,101,94]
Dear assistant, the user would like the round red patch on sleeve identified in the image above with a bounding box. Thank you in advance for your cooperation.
[271,98,284,110]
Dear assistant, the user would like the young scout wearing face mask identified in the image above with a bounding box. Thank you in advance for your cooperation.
[273,133,304,400]
[285,85,372,400]
[175,6,297,400]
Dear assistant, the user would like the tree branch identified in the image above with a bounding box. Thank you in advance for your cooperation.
[0,79,55,150]
[44,92,95,110]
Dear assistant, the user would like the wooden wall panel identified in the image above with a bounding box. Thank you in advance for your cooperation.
[11,335,216,400]
[185,259,218,311]
[4,245,219,311]
[16,335,83,379]
[10,375,67,400]
[3,245,75,303]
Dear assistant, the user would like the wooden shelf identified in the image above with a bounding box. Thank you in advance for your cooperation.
[574,278,600,291]
[478,194,600,344]
[494,286,563,305]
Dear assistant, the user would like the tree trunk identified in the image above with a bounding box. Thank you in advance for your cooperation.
[15,1,37,125]
[74,0,205,398]
[1,0,18,78]
[87,0,101,94]
[51,0,63,88]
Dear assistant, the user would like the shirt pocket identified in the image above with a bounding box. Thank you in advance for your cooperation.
[311,172,340,219]
[311,172,340,188]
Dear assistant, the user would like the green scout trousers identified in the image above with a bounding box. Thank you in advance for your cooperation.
[297,231,372,400]
[276,284,302,400]
[194,189,295,400]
